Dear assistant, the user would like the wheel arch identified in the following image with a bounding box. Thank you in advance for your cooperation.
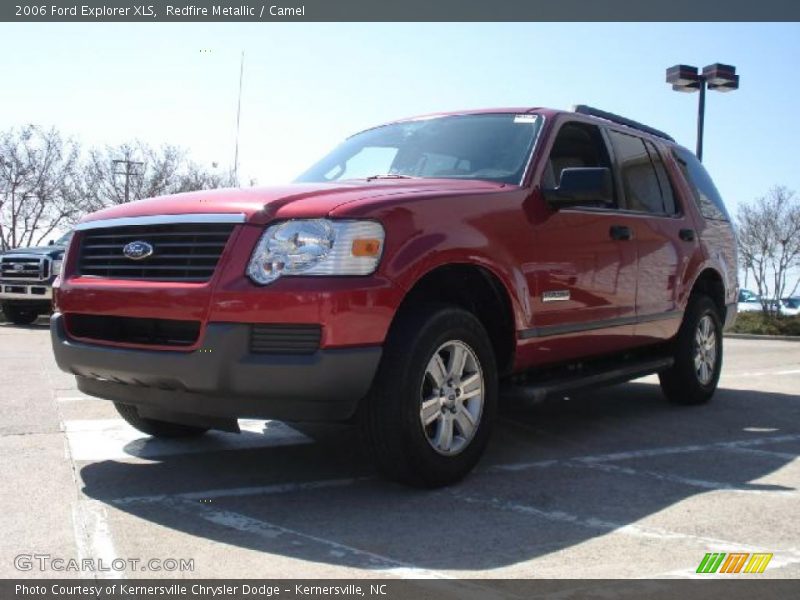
[688,267,727,320]
[391,262,518,376]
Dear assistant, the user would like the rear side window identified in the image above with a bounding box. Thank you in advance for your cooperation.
[672,146,730,221]
[608,130,674,214]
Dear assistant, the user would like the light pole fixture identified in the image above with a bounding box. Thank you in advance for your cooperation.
[666,63,739,161]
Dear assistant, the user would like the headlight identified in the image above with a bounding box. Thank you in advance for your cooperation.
[52,259,63,276]
[247,219,384,285]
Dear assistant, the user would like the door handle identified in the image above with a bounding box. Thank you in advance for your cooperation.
[609,225,633,241]
[679,228,696,242]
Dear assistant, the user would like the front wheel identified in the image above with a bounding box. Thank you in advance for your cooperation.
[360,305,497,488]
[114,402,209,438]
[2,303,39,325]
[659,295,723,405]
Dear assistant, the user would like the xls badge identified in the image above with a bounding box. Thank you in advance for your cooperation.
[542,290,570,303]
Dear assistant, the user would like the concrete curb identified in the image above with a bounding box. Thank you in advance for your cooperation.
[725,333,800,342]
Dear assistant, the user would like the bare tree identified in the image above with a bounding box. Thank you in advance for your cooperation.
[0,125,82,251]
[736,186,800,315]
[81,142,234,212]
[1,128,239,251]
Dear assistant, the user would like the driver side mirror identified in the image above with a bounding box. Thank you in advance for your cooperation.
[543,167,614,208]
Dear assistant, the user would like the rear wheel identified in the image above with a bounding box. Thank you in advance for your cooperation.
[360,305,497,488]
[1,303,38,325]
[114,402,209,438]
[659,294,723,405]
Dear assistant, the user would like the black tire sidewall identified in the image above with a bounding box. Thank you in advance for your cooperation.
[2,303,38,325]
[685,298,723,393]
[369,305,498,486]
[662,295,723,403]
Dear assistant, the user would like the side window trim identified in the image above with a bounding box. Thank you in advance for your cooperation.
[643,139,681,215]
[600,126,627,211]
[649,140,685,216]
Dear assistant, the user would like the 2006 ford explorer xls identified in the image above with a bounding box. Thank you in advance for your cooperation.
[51,106,737,487]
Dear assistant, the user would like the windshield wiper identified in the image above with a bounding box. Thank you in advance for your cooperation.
[364,174,418,182]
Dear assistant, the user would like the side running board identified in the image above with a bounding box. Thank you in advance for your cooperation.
[501,356,674,405]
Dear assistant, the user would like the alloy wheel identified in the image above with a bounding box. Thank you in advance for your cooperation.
[694,314,717,385]
[419,340,484,455]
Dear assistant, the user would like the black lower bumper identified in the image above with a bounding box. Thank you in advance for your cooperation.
[50,313,381,423]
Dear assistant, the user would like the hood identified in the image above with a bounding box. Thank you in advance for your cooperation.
[76,179,507,226]
[1,244,65,257]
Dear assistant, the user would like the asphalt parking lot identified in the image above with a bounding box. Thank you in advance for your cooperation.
[1,319,798,581]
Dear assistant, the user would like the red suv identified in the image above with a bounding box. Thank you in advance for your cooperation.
[51,106,737,487]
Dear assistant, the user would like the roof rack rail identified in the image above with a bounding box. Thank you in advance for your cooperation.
[572,105,675,142]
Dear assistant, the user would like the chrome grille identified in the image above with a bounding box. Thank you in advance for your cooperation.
[78,222,236,282]
[0,255,49,281]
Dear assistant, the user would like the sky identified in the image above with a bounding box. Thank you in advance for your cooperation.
[1,22,799,219]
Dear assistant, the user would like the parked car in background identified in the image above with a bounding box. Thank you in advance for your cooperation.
[737,289,763,313]
[0,231,72,325]
[780,297,800,317]
[51,106,738,487]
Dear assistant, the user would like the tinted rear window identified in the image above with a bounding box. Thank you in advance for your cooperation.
[672,146,730,221]
[608,130,674,214]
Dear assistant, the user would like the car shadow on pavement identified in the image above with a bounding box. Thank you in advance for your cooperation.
[0,321,50,330]
[79,381,800,572]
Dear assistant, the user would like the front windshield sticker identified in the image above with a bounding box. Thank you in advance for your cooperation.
[514,114,539,124]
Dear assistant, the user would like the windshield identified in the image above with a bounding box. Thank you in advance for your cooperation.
[53,231,73,246]
[296,113,542,185]
[784,298,800,308]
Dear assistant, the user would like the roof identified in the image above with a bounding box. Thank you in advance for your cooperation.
[355,106,674,144]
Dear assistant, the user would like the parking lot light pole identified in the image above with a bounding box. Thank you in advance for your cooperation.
[666,63,739,161]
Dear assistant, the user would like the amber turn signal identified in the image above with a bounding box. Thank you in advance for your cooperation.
[351,238,382,257]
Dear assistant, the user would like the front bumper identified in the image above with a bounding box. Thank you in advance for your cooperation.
[0,282,52,301]
[50,313,381,422]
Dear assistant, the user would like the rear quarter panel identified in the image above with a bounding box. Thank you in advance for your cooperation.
[663,147,738,313]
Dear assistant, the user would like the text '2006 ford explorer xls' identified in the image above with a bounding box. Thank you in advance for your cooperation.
[51,105,737,487]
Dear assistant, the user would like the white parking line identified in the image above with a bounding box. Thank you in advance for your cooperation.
[723,368,800,379]
[572,433,800,464]
[445,490,797,557]
[71,499,121,580]
[113,477,364,506]
[67,424,799,581]
[63,418,310,462]
[724,446,799,461]
[569,461,799,497]
[95,433,800,506]
[488,433,800,473]
[166,497,452,579]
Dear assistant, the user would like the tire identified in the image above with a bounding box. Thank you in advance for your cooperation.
[2,303,38,325]
[360,304,497,488]
[659,294,723,405]
[114,402,209,438]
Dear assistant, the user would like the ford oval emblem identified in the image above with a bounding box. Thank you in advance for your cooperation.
[12,263,25,272]
[122,240,154,260]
